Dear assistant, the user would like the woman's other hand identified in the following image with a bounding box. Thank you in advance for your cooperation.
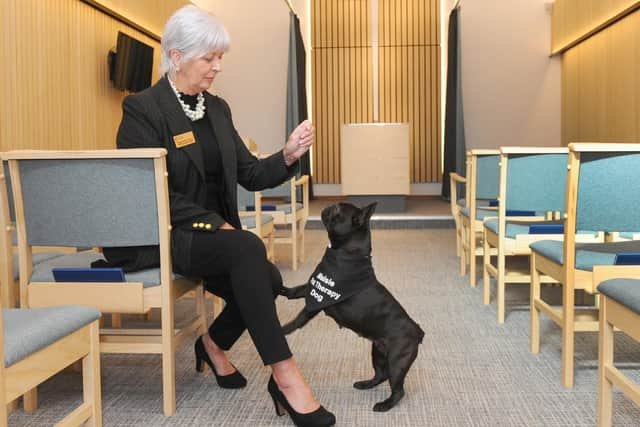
[283,120,314,166]
[219,222,235,230]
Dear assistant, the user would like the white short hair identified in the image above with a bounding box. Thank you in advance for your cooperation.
[160,5,230,75]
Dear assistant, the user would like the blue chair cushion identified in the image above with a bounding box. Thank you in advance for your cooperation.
[597,279,640,314]
[3,305,101,367]
[240,214,274,230]
[460,207,496,221]
[29,251,175,288]
[12,252,66,281]
[484,219,597,239]
[529,240,640,271]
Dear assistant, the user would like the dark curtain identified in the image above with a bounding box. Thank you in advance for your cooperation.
[286,12,314,198]
[441,6,466,200]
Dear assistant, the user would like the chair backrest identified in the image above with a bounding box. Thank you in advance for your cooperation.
[0,162,14,307]
[472,151,500,200]
[2,162,15,222]
[502,147,568,213]
[572,144,640,233]
[7,150,167,248]
[237,184,255,210]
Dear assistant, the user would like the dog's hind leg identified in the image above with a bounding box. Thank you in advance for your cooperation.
[354,342,388,390]
[372,342,419,412]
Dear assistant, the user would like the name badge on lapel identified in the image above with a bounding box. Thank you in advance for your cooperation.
[173,131,196,148]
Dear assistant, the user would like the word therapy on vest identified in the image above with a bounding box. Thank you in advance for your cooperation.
[305,247,377,312]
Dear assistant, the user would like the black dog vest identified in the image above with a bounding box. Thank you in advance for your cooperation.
[305,247,377,312]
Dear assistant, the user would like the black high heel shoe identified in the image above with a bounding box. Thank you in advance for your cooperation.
[268,375,336,427]
[194,336,247,388]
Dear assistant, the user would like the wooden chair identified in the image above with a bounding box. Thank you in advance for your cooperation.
[6,149,208,416]
[240,176,309,271]
[529,143,640,388]
[0,160,72,309]
[0,164,102,426]
[266,175,309,271]
[597,277,640,427]
[237,185,276,261]
[449,151,469,259]
[482,147,604,323]
[460,149,500,287]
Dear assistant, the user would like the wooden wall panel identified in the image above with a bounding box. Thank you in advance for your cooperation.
[551,0,640,54]
[379,0,440,183]
[312,0,373,184]
[311,0,440,184]
[561,9,640,145]
[0,0,185,152]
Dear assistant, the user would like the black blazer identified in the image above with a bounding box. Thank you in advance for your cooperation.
[115,76,296,273]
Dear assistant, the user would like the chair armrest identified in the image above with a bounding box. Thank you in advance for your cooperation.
[449,172,465,184]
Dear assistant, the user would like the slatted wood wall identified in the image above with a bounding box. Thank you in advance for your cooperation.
[311,0,441,184]
[0,0,185,152]
[552,0,640,145]
[378,0,440,182]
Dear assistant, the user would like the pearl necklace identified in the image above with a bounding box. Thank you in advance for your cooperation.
[167,77,206,121]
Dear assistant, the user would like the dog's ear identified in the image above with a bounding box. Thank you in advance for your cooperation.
[354,202,377,226]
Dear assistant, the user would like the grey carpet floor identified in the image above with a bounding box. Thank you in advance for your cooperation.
[8,229,640,426]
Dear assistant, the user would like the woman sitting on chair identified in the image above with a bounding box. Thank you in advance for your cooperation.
[115,5,334,426]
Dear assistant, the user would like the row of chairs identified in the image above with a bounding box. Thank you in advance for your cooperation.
[0,149,208,424]
[450,143,640,426]
[0,147,309,423]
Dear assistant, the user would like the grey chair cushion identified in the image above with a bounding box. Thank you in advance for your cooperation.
[460,207,497,221]
[597,279,640,314]
[240,214,274,230]
[529,240,640,271]
[274,203,303,214]
[3,305,101,367]
[484,219,597,239]
[13,252,66,281]
[29,251,175,288]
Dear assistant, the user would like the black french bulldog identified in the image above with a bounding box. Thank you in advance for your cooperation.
[280,202,424,412]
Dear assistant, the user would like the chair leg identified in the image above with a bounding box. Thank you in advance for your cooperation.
[161,299,176,416]
[299,228,305,264]
[291,223,298,271]
[562,280,576,388]
[23,388,37,413]
[597,299,613,427]
[483,234,491,305]
[111,313,122,328]
[460,220,467,276]
[195,284,208,336]
[497,249,506,324]
[530,254,541,354]
[83,321,102,427]
[469,229,477,287]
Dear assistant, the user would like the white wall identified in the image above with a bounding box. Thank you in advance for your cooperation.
[192,0,297,155]
[456,0,561,149]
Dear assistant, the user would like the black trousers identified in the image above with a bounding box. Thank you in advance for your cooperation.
[188,229,292,365]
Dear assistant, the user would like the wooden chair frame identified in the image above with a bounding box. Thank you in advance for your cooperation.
[0,166,102,426]
[530,143,640,388]
[239,190,275,261]
[270,175,309,271]
[6,149,207,416]
[0,311,102,427]
[597,277,640,427]
[460,149,499,287]
[449,170,466,260]
[481,147,603,323]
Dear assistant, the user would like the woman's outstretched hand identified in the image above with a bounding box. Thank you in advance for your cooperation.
[283,120,314,166]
